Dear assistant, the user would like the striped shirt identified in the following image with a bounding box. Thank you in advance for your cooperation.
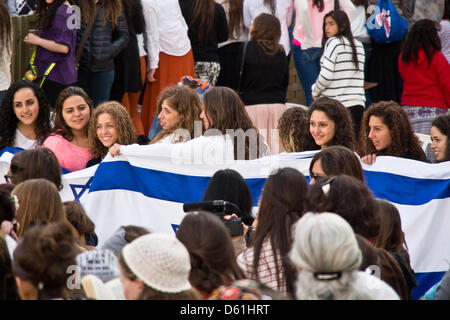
[312,36,365,107]
[236,238,287,294]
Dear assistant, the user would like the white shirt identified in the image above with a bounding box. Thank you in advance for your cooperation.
[216,0,249,47]
[351,5,369,42]
[0,43,12,91]
[141,0,192,70]
[243,0,294,55]
[14,129,37,150]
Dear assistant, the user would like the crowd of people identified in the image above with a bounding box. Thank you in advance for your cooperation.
[0,0,449,301]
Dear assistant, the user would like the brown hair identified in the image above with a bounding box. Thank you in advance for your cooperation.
[79,0,123,28]
[225,0,247,39]
[12,179,66,238]
[122,225,150,243]
[52,87,94,142]
[309,145,365,182]
[118,253,201,300]
[250,13,284,55]
[307,175,380,239]
[89,101,137,159]
[151,86,202,144]
[0,1,12,60]
[278,107,319,152]
[190,0,215,43]
[203,86,268,159]
[9,148,62,190]
[176,211,245,295]
[250,168,308,298]
[308,97,356,150]
[63,201,95,238]
[358,101,427,161]
[431,114,450,162]
[12,222,80,300]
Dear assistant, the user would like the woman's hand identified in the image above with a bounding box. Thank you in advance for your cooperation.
[109,143,122,157]
[361,154,377,165]
[223,214,248,241]
[147,69,157,82]
[24,33,40,46]
[1,220,18,241]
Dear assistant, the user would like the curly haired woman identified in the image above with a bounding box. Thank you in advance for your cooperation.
[358,101,427,164]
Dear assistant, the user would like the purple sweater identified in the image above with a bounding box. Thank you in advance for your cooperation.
[35,4,77,85]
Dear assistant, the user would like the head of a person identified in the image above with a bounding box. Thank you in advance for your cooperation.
[289,212,363,300]
[309,145,364,185]
[101,225,150,257]
[0,231,20,299]
[53,86,94,141]
[251,167,308,296]
[12,221,79,300]
[12,178,66,238]
[277,107,319,153]
[176,211,245,295]
[372,199,408,254]
[430,114,450,162]
[0,81,51,149]
[250,13,284,55]
[118,233,200,300]
[201,86,267,159]
[63,201,97,247]
[307,175,380,240]
[202,169,254,225]
[89,101,137,158]
[308,97,355,150]
[7,148,62,190]
[322,10,352,41]
[36,0,67,30]
[152,86,202,143]
[0,187,16,224]
[401,19,441,67]
[358,101,424,159]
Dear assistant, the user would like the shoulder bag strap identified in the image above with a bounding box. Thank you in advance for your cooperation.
[237,40,248,94]
[75,4,100,68]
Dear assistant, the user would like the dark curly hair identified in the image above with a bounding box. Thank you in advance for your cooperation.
[307,175,380,240]
[36,0,67,30]
[278,107,319,152]
[12,221,79,300]
[308,97,355,150]
[431,113,450,162]
[52,86,94,142]
[0,81,51,150]
[358,101,427,162]
[401,19,441,68]
[176,211,245,295]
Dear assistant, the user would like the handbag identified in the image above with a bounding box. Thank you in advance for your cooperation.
[366,0,408,44]
[237,41,248,96]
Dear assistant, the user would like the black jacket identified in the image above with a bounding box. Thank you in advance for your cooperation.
[77,4,129,72]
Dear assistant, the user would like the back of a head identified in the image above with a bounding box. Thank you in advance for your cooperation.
[307,175,379,239]
[309,146,364,182]
[202,169,254,225]
[12,221,79,300]
[101,225,150,256]
[176,211,244,294]
[9,148,62,190]
[289,212,363,300]
[12,178,66,238]
[373,199,406,254]
[278,107,318,153]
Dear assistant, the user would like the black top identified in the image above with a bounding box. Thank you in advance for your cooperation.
[239,41,289,106]
[179,0,228,62]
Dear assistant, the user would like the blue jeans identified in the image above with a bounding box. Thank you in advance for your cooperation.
[292,46,323,106]
[0,91,6,105]
[76,69,115,107]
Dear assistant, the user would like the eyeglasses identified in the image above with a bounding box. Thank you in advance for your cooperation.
[4,175,12,183]
[310,173,326,181]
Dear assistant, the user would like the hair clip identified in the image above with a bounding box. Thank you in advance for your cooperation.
[10,194,19,210]
[321,176,336,195]
[313,271,342,281]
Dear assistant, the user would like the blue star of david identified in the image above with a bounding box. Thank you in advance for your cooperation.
[70,177,93,202]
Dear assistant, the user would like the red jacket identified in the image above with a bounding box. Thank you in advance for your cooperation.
[399,49,450,110]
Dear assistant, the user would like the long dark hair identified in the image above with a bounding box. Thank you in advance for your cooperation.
[79,0,122,28]
[312,0,324,12]
[251,168,308,298]
[226,0,247,39]
[401,19,441,68]
[191,0,216,43]
[431,114,450,162]
[0,81,52,150]
[36,0,67,30]
[322,10,360,70]
[264,0,277,14]
[250,13,284,55]
[0,1,12,59]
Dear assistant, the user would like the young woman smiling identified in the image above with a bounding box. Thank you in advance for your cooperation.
[430,114,450,163]
[42,87,94,172]
[308,97,355,151]
[358,101,427,164]
[0,81,52,150]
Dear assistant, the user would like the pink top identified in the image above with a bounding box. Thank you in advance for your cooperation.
[42,134,93,172]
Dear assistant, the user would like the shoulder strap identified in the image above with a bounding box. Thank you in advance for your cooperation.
[334,0,340,10]
[75,4,100,68]
[237,41,248,94]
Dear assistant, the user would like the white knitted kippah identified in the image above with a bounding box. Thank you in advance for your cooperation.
[122,233,192,293]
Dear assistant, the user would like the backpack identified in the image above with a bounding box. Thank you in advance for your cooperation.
[366,0,408,44]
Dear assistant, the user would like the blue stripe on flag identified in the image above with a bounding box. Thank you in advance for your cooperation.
[90,161,267,206]
[0,147,24,157]
[364,171,450,205]
[413,271,446,300]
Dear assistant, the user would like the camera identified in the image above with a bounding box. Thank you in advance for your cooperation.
[183,200,244,237]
